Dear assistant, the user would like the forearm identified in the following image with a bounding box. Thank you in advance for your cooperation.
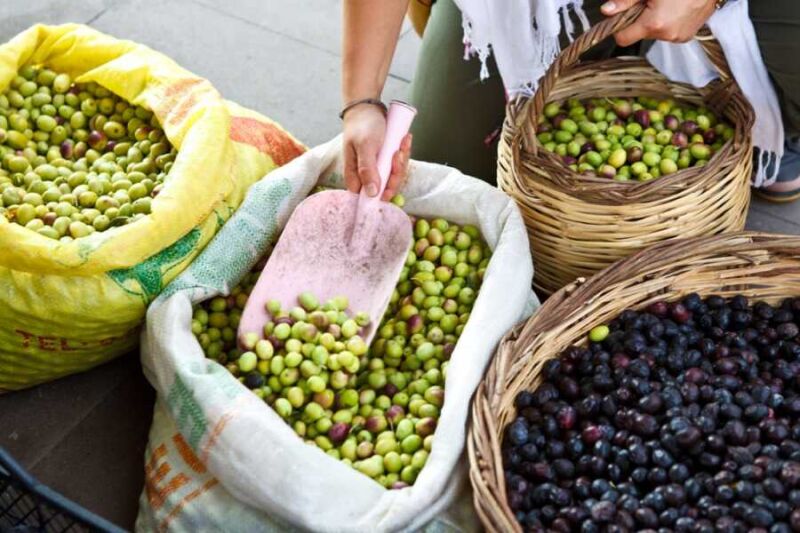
[342,0,409,103]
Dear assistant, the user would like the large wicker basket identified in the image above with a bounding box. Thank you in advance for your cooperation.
[467,232,800,532]
[498,5,755,295]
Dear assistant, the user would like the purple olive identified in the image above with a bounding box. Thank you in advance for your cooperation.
[55,116,65,126]
[685,367,707,384]
[407,314,424,334]
[106,140,117,153]
[365,415,388,433]
[443,343,455,359]
[87,130,107,150]
[425,386,445,407]
[557,406,577,430]
[611,353,630,369]
[73,141,87,159]
[613,119,626,127]
[553,114,568,129]
[626,146,643,163]
[275,316,294,326]
[613,100,633,120]
[43,212,57,226]
[60,140,73,159]
[634,109,650,128]
[671,132,689,149]
[670,303,691,323]
[328,422,351,444]
[383,383,399,397]
[703,129,717,144]
[647,301,669,316]
[415,417,437,437]
[267,335,284,351]
[391,482,409,490]
[562,155,577,166]
[664,115,680,131]
[582,425,603,444]
[681,120,698,136]
[537,122,552,134]
[599,164,616,179]
[580,142,595,155]
[386,405,405,424]
[309,312,329,329]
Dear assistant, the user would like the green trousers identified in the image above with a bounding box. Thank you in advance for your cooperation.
[408,0,800,184]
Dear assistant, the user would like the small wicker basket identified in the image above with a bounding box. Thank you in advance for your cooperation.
[498,5,755,295]
[467,232,800,532]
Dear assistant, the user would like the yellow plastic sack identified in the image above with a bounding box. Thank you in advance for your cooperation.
[0,24,305,391]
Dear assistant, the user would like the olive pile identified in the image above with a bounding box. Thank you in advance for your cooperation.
[0,65,176,240]
[192,214,491,488]
[536,97,734,181]
[504,294,800,532]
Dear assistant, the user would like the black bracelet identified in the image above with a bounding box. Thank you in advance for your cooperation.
[339,98,387,120]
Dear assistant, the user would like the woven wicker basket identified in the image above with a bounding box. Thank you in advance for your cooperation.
[498,5,755,295]
[467,231,800,532]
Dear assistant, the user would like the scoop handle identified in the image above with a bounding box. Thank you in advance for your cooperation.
[365,100,417,200]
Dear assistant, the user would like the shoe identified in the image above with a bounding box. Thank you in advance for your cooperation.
[755,138,800,203]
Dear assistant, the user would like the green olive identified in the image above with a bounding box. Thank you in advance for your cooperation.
[188,216,489,486]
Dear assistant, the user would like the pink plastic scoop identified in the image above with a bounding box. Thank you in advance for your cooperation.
[238,100,417,345]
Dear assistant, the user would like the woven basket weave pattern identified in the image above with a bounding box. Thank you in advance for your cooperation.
[498,5,755,294]
[467,232,800,532]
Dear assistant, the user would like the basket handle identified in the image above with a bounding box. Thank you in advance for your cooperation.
[521,2,734,153]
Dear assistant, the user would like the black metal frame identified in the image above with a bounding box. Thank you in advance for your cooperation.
[0,447,125,533]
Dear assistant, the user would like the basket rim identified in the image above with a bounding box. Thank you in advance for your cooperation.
[504,56,755,206]
[467,231,800,533]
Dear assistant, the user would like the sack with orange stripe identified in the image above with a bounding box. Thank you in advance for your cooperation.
[0,24,304,391]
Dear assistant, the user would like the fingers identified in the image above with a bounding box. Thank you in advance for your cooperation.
[399,132,413,159]
[613,15,651,47]
[343,142,361,193]
[341,104,387,195]
[600,0,640,16]
[355,139,382,197]
[382,134,412,201]
[606,0,711,45]
[601,0,648,47]
[381,150,405,201]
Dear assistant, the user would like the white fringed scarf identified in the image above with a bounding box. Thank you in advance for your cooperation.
[453,0,782,186]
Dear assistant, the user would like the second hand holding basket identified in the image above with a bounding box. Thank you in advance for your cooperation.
[498,4,755,295]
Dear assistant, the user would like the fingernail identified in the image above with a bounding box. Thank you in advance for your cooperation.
[366,183,378,197]
[602,1,615,12]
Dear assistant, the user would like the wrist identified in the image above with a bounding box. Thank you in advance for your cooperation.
[340,98,387,121]
[342,76,384,106]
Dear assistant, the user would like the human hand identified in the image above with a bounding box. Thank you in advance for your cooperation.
[601,0,717,47]
[343,104,412,201]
